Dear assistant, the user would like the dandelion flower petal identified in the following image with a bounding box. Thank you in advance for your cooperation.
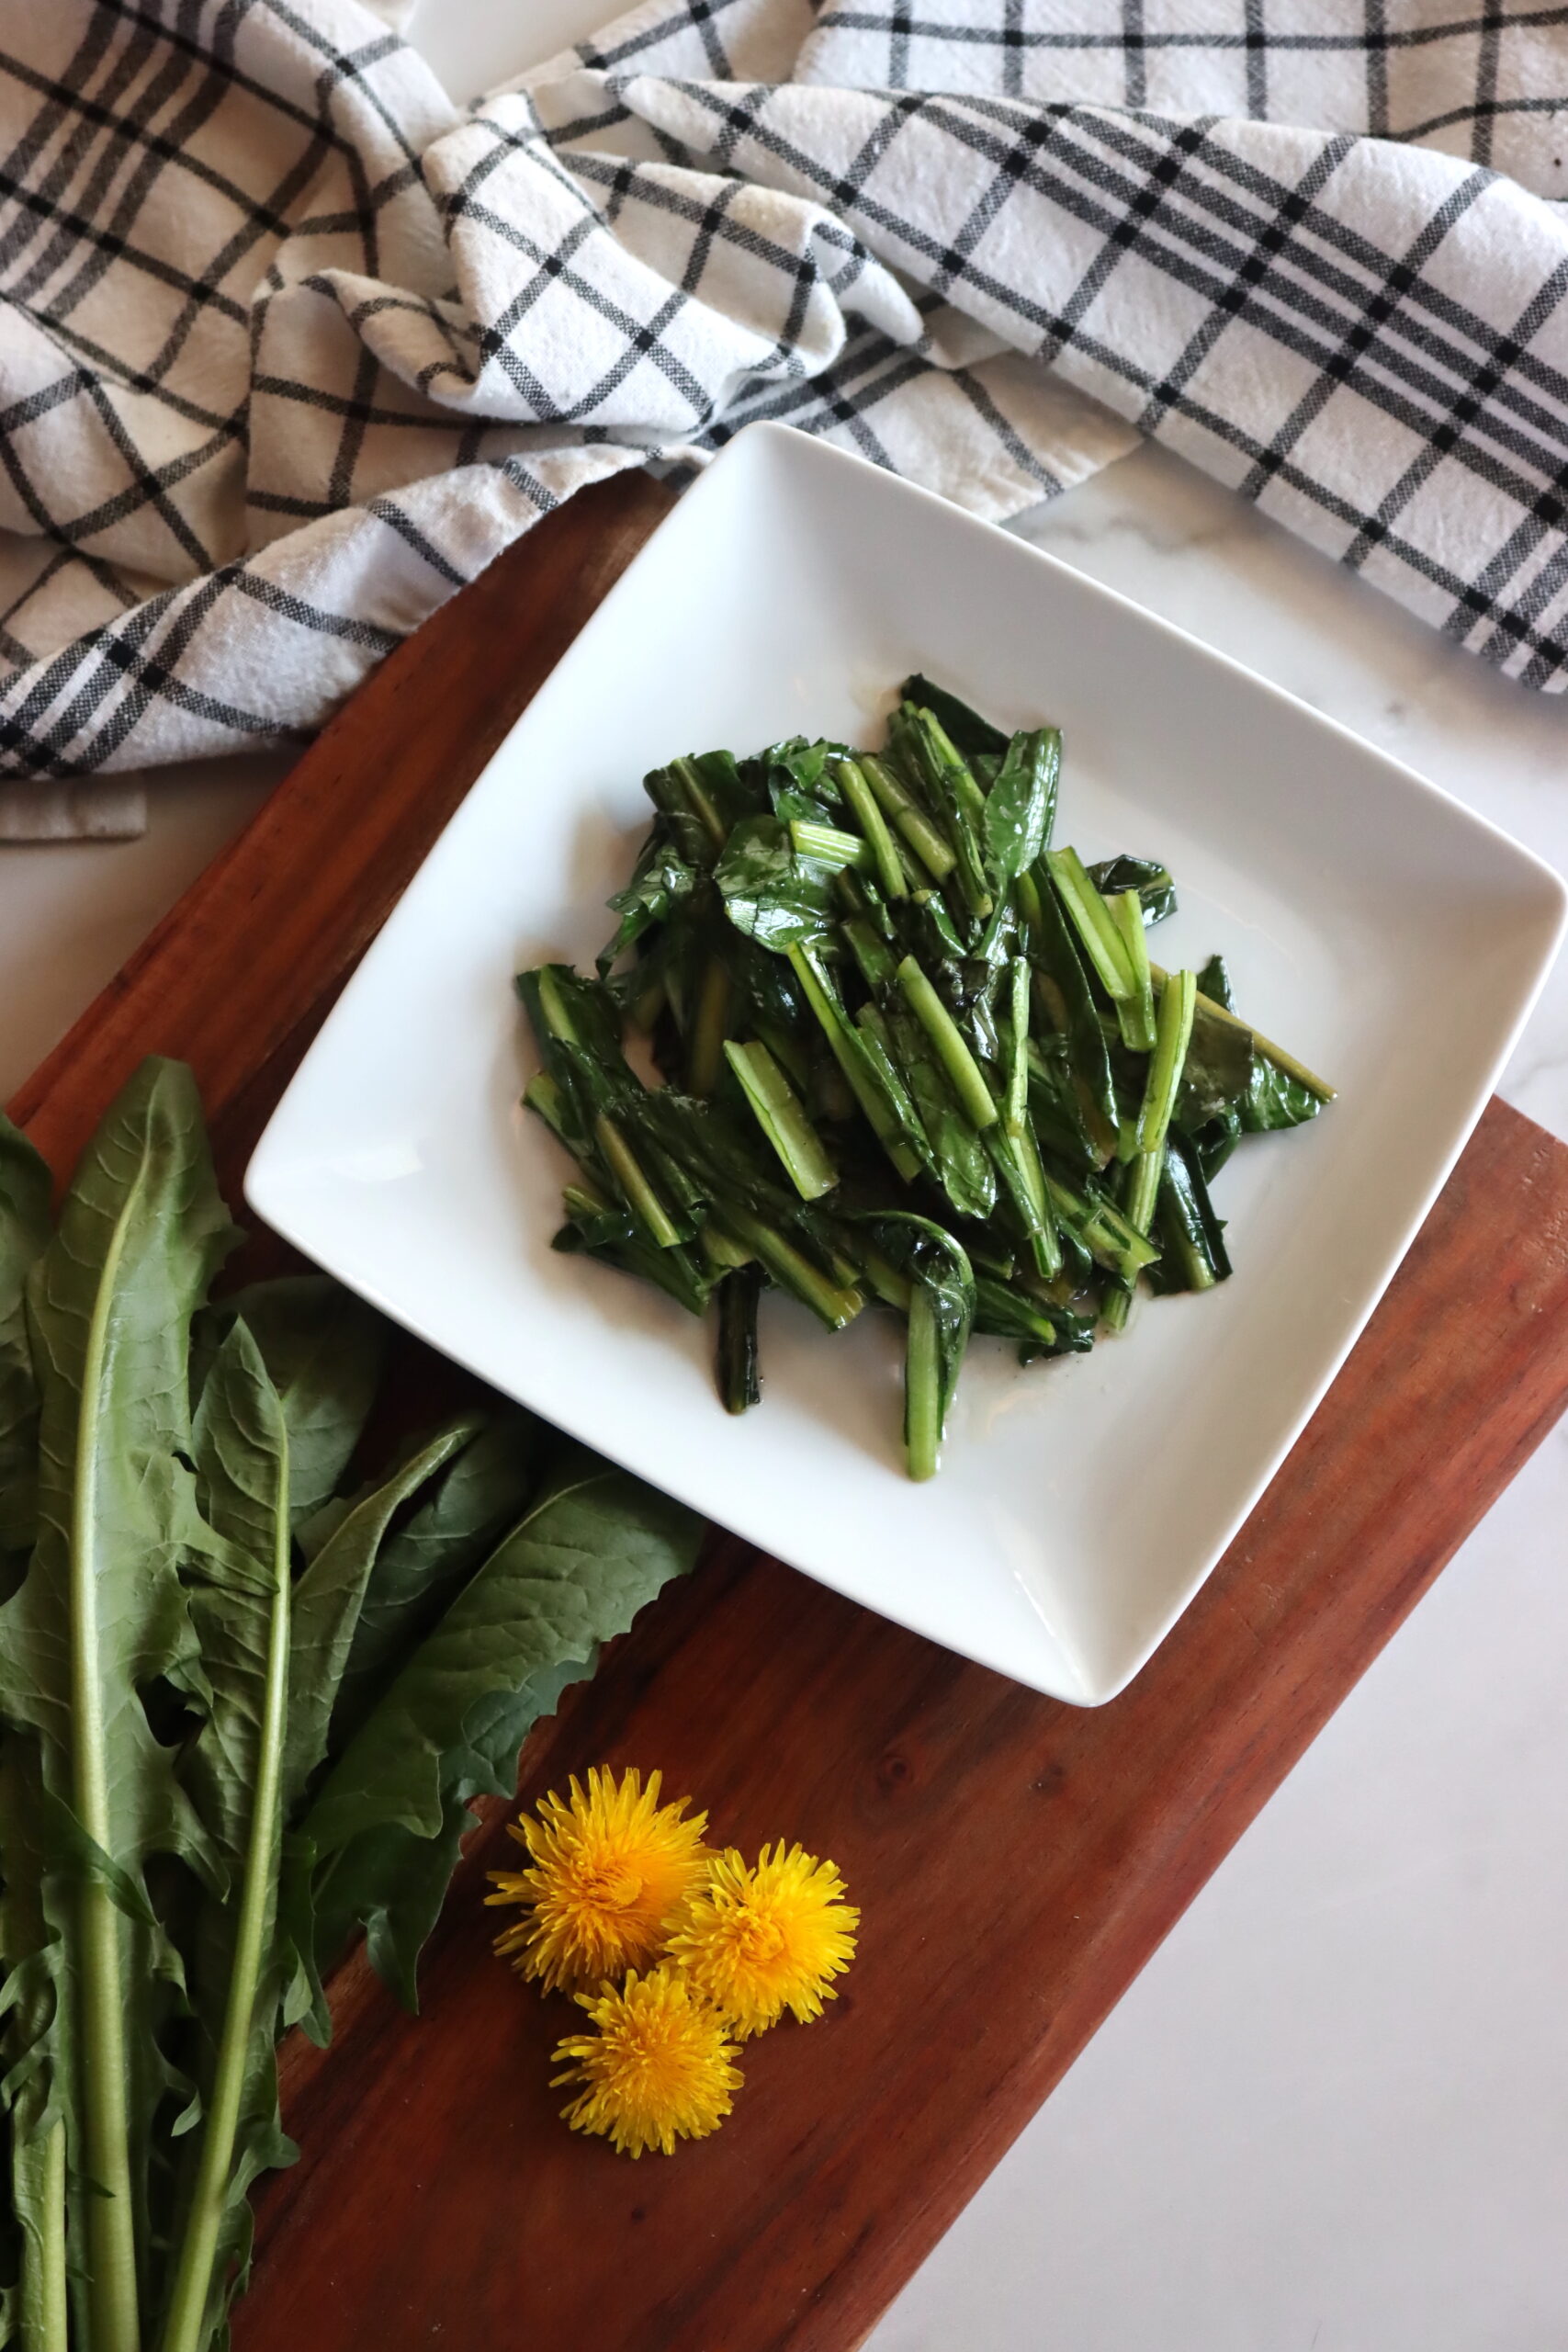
[486,1765,709,1992]
[665,1843,858,2037]
[552,1964,741,2157]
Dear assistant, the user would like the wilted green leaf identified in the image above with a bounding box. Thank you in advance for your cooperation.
[984,729,1059,884]
[715,816,836,951]
[899,673,1008,761]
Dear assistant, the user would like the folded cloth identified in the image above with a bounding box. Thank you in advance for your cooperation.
[3,0,1568,842]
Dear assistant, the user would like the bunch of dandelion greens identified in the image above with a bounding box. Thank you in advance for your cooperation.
[0,1063,703,2351]
[518,674,1334,1480]
[488,1767,857,2157]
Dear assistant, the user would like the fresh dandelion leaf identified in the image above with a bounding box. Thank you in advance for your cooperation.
[0,1724,71,2351]
[192,1276,387,1530]
[295,1452,703,2013]
[284,1415,490,1811]
[0,1057,238,2352]
[0,1116,51,1565]
[163,1321,297,2352]
[328,1408,541,1756]
[0,1057,710,2342]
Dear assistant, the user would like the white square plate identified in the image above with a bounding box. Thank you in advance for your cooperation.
[246,424,1566,1706]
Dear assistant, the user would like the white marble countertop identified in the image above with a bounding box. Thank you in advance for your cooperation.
[873,443,1568,2352]
[5,7,1567,2344]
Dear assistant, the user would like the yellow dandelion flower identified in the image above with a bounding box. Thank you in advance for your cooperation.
[486,1766,709,1993]
[664,1842,859,2037]
[551,1963,742,2157]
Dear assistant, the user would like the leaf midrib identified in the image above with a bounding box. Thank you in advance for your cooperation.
[70,1155,148,2352]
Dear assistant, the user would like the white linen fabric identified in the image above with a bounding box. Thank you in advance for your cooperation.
[2,0,1567,840]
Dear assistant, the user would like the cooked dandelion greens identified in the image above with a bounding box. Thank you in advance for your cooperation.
[520,677,1333,1480]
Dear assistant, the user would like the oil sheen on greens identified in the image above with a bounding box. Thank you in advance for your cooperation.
[0,1060,701,2352]
[518,677,1334,1480]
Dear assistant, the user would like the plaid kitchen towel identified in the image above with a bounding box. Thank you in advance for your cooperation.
[5,1,1568,842]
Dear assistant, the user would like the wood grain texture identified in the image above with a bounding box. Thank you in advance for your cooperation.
[12,465,1568,2352]
[237,1097,1568,2352]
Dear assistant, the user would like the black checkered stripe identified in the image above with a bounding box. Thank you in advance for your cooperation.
[797,0,1568,198]
[540,53,1568,687]
[4,0,1568,833]
[0,0,1112,815]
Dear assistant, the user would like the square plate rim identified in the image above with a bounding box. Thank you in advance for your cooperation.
[244,421,1568,1704]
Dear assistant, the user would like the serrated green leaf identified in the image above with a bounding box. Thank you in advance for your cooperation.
[284,1416,488,1814]
[267,1413,506,2051]
[0,1727,70,2352]
[184,1328,294,1859]
[0,1121,51,1566]
[311,1652,593,2018]
[162,1322,297,2352]
[298,1448,702,2008]
[328,1409,540,1758]
[0,1057,237,2352]
[192,1279,384,1531]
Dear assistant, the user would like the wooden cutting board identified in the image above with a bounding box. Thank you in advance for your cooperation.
[14,469,1568,2352]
